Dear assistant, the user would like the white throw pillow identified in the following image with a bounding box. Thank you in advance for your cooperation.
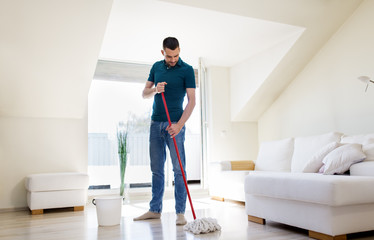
[291,132,343,172]
[302,142,339,173]
[363,143,374,161]
[341,135,374,161]
[255,138,294,172]
[322,143,366,175]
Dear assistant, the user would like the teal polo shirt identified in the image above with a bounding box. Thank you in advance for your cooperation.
[148,58,196,122]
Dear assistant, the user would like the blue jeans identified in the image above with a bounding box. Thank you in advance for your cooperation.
[149,121,187,214]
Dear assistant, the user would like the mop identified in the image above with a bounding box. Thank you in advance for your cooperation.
[161,92,221,235]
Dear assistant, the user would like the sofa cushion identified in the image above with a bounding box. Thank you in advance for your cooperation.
[244,171,374,206]
[291,132,343,172]
[341,133,374,145]
[255,138,294,172]
[25,172,89,192]
[322,143,366,175]
[341,134,374,161]
[302,142,339,173]
[350,161,374,176]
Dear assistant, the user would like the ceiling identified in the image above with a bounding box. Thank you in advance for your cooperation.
[0,0,363,121]
[99,0,304,68]
[99,0,363,121]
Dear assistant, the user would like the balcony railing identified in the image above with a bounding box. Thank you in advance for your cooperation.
[88,132,201,181]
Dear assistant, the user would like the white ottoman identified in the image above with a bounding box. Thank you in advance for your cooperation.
[25,172,89,215]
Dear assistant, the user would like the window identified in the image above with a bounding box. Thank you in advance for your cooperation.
[88,61,202,192]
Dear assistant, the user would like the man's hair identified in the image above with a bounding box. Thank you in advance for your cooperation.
[163,37,179,50]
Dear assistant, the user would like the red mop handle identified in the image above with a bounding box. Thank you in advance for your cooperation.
[161,92,196,220]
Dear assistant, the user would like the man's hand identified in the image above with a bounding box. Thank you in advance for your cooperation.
[166,123,183,138]
[156,82,167,94]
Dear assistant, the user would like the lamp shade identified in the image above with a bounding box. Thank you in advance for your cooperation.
[358,76,371,84]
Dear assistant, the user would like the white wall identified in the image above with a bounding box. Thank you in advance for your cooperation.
[230,31,303,121]
[258,0,374,143]
[0,115,88,209]
[207,67,258,163]
[0,0,113,119]
[0,0,113,210]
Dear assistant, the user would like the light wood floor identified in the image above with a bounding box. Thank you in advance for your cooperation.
[1,196,374,240]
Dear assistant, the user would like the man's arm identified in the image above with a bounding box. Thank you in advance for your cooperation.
[142,81,167,99]
[166,88,196,138]
[142,81,156,99]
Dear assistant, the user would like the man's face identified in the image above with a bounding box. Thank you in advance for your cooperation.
[162,47,180,67]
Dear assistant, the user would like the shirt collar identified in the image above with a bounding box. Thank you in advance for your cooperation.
[164,58,182,68]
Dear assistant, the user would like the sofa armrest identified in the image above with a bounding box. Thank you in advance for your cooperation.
[208,160,255,202]
[210,160,255,171]
[230,161,255,171]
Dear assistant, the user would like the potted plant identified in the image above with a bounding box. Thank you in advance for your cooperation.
[117,122,128,198]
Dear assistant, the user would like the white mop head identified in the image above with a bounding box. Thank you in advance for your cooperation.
[183,217,221,234]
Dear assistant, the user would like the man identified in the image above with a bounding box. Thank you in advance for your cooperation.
[134,37,196,225]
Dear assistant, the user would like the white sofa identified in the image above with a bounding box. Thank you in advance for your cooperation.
[244,132,374,240]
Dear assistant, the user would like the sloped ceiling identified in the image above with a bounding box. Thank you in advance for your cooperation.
[0,0,113,118]
[159,0,363,121]
[100,0,363,122]
[0,0,363,121]
[99,0,303,68]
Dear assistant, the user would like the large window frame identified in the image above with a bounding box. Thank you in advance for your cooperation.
[88,60,206,195]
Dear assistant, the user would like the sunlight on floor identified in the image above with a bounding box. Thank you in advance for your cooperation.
[2,197,374,240]
[91,197,247,240]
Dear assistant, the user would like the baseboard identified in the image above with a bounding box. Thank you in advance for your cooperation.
[0,207,28,213]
